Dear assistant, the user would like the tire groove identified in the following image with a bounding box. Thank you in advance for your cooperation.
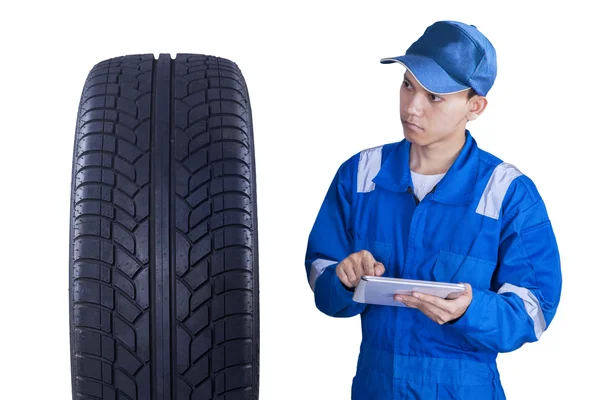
[176,374,195,393]
[149,55,157,400]
[113,183,149,200]
[214,189,251,199]
[213,362,253,374]
[75,165,138,183]
[182,66,244,87]
[73,257,115,268]
[212,311,253,323]
[211,243,253,251]
[78,130,140,149]
[174,193,204,211]
[187,111,247,124]
[213,207,253,216]
[75,181,116,190]
[73,235,146,269]
[73,325,145,360]
[188,212,211,232]
[176,266,197,284]
[187,138,250,156]
[208,57,215,394]
[210,224,253,235]
[214,336,254,347]
[73,300,115,312]
[219,386,253,396]
[212,267,253,278]
[185,92,247,110]
[73,198,140,219]
[210,156,251,169]
[211,173,251,182]
[152,52,173,399]
[175,319,196,340]
[76,149,151,166]
[215,287,253,296]
[170,54,177,400]
[73,275,147,312]
[74,352,144,379]
[73,351,126,368]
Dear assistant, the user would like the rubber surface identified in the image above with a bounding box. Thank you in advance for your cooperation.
[69,53,259,400]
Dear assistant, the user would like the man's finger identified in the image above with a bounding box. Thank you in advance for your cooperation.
[400,294,449,315]
[374,262,385,276]
[345,265,358,287]
[363,258,375,276]
[460,282,473,293]
[400,295,449,323]
[416,291,472,316]
[445,290,464,300]
[420,301,453,324]
[417,303,448,325]
[338,267,351,288]
[411,292,448,311]
[356,250,373,276]
[352,260,364,283]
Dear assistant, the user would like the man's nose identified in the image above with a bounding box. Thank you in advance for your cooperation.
[404,93,426,116]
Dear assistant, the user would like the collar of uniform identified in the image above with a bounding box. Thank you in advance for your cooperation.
[371,130,479,205]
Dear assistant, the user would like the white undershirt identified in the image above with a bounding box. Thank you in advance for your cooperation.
[410,170,446,201]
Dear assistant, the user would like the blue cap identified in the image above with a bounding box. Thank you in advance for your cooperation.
[380,21,497,96]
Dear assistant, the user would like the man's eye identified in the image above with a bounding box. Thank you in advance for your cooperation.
[402,80,411,88]
[429,94,442,102]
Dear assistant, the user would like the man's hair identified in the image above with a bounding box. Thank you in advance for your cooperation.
[467,88,478,100]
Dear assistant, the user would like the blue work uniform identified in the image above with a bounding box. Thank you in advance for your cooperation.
[304,130,562,399]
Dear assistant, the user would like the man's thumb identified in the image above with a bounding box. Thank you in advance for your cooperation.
[374,263,385,276]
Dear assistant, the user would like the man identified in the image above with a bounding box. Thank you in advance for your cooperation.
[304,20,562,399]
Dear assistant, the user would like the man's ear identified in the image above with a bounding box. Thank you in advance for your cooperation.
[467,96,488,121]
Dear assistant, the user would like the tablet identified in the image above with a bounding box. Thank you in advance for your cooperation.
[352,275,466,307]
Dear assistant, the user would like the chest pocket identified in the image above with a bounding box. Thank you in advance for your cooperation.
[432,250,497,290]
[353,239,393,277]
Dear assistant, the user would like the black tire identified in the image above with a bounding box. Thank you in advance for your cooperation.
[69,53,259,400]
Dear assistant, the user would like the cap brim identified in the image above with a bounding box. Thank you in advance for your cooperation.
[380,55,471,95]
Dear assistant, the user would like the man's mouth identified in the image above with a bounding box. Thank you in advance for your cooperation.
[402,119,423,130]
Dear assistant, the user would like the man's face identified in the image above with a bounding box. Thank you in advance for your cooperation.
[399,71,474,147]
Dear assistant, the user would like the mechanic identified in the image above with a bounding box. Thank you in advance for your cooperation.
[304,20,562,399]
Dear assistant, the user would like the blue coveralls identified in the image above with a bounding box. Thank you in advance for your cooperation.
[304,130,562,399]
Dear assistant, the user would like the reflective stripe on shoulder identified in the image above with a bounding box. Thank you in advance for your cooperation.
[498,283,547,340]
[309,258,338,291]
[357,145,383,193]
[476,162,523,219]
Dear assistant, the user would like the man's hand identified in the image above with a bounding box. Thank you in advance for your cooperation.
[336,250,385,288]
[394,283,473,324]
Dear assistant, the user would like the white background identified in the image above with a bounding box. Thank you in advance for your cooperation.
[1,1,597,399]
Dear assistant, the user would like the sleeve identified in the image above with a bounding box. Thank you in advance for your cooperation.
[446,176,562,353]
[304,157,367,318]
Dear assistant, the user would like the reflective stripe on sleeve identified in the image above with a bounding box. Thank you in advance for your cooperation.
[357,146,383,193]
[498,282,547,339]
[476,162,522,219]
[309,258,338,291]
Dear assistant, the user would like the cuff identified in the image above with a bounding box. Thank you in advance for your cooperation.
[341,281,356,292]
[314,263,366,318]
[445,287,486,333]
[314,263,355,307]
[330,265,357,300]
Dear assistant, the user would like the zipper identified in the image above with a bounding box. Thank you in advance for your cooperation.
[407,184,437,206]
[407,185,420,206]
